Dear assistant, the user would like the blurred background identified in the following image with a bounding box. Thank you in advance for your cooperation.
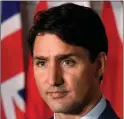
[1,1,123,119]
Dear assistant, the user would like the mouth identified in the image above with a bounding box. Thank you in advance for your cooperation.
[48,91,68,99]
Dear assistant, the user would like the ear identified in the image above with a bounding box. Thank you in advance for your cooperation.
[95,52,107,80]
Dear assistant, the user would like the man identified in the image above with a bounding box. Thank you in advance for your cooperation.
[28,3,120,119]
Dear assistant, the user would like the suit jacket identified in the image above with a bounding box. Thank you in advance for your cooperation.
[49,100,120,119]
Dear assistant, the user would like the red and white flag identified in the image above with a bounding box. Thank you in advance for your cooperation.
[101,1,123,118]
[1,1,25,119]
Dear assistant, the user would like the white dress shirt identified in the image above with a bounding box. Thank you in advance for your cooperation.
[54,96,106,119]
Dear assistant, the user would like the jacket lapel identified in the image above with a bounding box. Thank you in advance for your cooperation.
[98,100,120,119]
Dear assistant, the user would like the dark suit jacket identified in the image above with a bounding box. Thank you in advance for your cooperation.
[49,100,120,119]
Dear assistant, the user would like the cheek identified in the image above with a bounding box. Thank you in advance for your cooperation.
[33,68,47,96]
[63,66,94,97]
[64,65,90,86]
[63,68,84,92]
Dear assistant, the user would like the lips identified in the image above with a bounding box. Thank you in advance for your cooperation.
[48,91,68,99]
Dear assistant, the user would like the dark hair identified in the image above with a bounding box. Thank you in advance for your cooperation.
[28,3,108,81]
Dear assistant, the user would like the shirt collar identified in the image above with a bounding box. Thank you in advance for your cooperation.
[80,96,106,119]
[54,96,106,119]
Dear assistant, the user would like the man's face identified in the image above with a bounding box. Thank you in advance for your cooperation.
[33,33,102,114]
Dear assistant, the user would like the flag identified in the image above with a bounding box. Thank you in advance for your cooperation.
[25,1,90,119]
[1,1,25,119]
[101,1,123,118]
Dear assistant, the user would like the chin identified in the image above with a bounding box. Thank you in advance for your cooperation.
[50,105,66,112]
[49,100,86,114]
[48,104,74,114]
[47,102,71,113]
[52,108,67,113]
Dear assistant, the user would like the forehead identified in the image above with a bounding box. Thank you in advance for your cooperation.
[33,33,88,57]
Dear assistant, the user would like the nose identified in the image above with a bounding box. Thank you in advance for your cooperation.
[46,61,64,86]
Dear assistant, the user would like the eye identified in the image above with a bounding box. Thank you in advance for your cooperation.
[62,59,75,67]
[35,60,46,67]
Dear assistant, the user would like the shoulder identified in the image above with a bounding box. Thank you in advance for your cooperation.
[98,100,120,119]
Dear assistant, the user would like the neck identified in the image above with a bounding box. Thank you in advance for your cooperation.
[55,93,102,119]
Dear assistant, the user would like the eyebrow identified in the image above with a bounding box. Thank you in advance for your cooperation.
[56,53,78,60]
[33,56,47,61]
[33,53,81,61]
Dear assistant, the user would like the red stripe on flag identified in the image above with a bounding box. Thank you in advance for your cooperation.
[13,100,25,119]
[35,1,48,13]
[2,29,24,82]
[1,99,25,119]
[101,1,122,118]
